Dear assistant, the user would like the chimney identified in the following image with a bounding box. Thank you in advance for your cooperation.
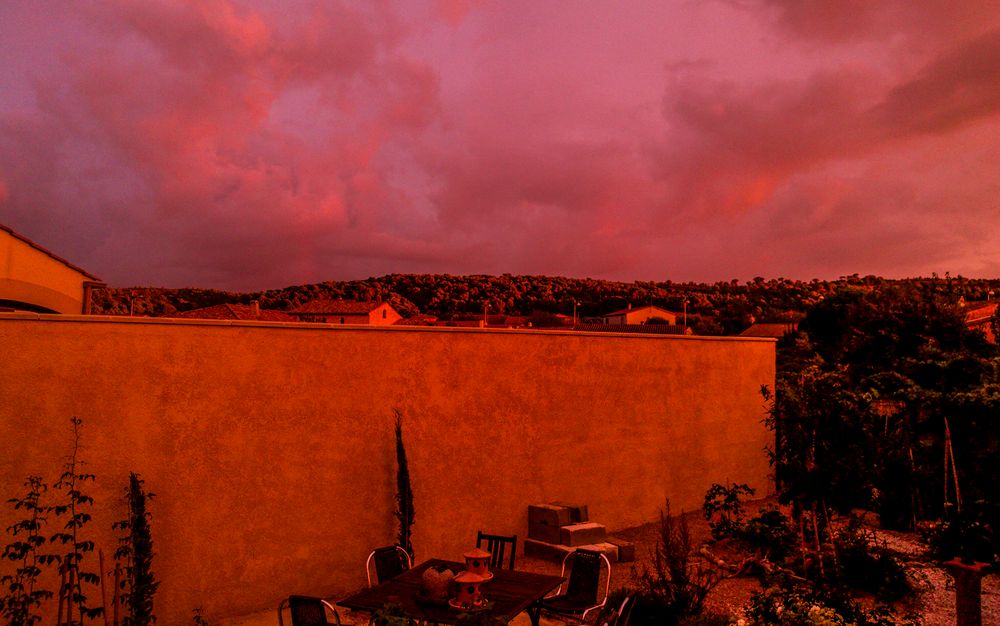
[251,300,260,318]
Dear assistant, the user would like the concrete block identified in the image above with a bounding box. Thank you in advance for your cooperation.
[528,521,563,544]
[551,502,589,523]
[560,522,607,546]
[607,537,635,563]
[574,543,619,563]
[528,503,571,528]
[524,538,573,562]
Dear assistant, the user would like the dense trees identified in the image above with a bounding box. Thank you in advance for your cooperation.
[772,283,1000,541]
[91,273,1000,337]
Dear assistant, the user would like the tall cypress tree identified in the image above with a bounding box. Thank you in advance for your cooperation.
[394,410,415,559]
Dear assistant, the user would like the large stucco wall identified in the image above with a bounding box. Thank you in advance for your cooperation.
[0,315,774,623]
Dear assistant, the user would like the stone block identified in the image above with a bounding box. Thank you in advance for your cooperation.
[551,502,589,523]
[574,542,618,563]
[607,537,635,563]
[528,503,571,528]
[524,538,573,562]
[560,522,607,547]
[528,521,563,544]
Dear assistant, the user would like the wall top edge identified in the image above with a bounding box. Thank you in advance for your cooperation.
[0,312,779,343]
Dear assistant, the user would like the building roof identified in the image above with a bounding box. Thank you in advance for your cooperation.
[394,314,439,326]
[739,322,798,338]
[1,223,101,281]
[290,299,384,315]
[573,323,692,335]
[602,304,677,317]
[172,303,295,322]
[962,300,998,324]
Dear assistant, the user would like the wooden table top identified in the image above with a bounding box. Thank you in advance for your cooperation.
[337,558,565,624]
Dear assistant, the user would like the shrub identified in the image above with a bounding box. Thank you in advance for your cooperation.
[923,501,998,565]
[633,500,721,624]
[833,517,911,601]
[742,582,905,626]
[741,507,796,562]
[703,484,755,540]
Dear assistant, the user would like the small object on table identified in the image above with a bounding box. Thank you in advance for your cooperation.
[463,548,493,579]
[417,565,454,605]
[452,570,488,609]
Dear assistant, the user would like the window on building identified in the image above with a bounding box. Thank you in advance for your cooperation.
[340,317,345,324]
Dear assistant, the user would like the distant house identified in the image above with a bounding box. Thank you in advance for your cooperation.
[289,299,401,325]
[961,299,997,343]
[0,223,104,314]
[601,304,678,325]
[739,322,798,338]
[172,302,295,322]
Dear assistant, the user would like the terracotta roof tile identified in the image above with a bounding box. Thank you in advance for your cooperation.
[290,299,381,315]
[171,304,295,322]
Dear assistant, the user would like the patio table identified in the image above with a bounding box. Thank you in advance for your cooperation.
[337,558,565,625]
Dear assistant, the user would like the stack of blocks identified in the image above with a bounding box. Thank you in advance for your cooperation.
[524,502,635,563]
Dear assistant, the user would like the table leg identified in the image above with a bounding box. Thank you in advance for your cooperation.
[526,602,542,626]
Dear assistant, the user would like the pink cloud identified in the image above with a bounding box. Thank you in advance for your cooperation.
[1,1,1000,289]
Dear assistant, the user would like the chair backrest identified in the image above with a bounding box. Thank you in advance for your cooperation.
[366,545,412,586]
[559,548,611,608]
[476,531,517,570]
[277,595,341,626]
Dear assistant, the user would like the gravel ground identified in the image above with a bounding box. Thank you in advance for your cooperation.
[226,503,997,625]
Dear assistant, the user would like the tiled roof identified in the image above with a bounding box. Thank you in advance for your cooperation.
[603,305,677,317]
[1,223,101,281]
[290,299,381,315]
[963,301,998,323]
[739,323,798,338]
[573,323,692,335]
[172,304,295,322]
[394,314,439,326]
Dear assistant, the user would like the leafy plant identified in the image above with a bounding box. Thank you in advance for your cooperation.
[741,580,908,626]
[50,417,103,625]
[832,517,911,601]
[923,500,999,565]
[113,473,157,626]
[741,507,796,562]
[0,476,55,626]
[632,500,721,624]
[371,603,420,626]
[394,410,415,559]
[703,483,755,540]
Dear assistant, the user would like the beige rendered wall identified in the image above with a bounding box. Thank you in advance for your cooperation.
[0,232,90,313]
[0,315,774,623]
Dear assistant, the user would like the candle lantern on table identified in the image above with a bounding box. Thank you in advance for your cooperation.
[463,547,492,578]
[452,570,488,609]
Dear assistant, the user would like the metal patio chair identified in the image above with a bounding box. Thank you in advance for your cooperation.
[365,545,412,587]
[541,548,612,624]
[277,595,342,626]
[476,530,518,570]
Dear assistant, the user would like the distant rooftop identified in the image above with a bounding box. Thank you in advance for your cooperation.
[172,303,294,322]
[290,299,384,315]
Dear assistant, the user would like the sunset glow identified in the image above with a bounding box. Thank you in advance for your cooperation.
[2,1,999,290]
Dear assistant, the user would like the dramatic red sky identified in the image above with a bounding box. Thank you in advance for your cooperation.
[2,1,999,290]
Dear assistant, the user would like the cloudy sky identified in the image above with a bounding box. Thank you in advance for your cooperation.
[2,1,999,290]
